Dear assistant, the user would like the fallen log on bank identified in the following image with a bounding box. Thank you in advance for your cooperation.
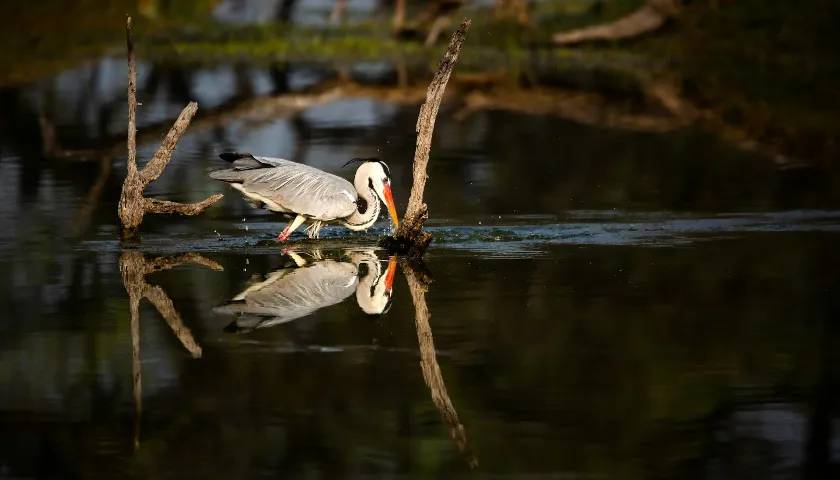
[118,16,222,240]
[553,0,680,46]
[381,18,471,258]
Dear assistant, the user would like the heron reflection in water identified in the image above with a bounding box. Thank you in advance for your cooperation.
[215,248,397,331]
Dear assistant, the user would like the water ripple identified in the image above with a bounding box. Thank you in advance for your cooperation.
[78,210,840,258]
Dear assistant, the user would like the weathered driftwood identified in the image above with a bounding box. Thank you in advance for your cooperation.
[402,260,477,468]
[118,16,222,239]
[553,0,679,46]
[381,18,471,257]
[121,250,221,449]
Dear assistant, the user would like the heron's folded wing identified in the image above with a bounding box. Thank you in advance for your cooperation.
[241,164,358,220]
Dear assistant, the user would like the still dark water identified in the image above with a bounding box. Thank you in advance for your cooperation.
[3,39,840,480]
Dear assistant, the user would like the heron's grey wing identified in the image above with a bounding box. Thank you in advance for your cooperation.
[218,153,297,170]
[241,163,358,220]
[214,261,359,328]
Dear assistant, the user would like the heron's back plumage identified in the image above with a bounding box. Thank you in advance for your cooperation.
[209,153,358,221]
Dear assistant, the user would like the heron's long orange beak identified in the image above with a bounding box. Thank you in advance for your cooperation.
[383,181,399,228]
[384,256,398,292]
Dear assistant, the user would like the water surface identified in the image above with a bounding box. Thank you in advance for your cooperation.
[1,16,840,479]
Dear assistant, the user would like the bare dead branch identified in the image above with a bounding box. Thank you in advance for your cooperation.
[118,17,221,239]
[382,18,471,257]
[138,102,198,185]
[126,16,138,178]
[553,0,679,46]
[144,194,225,217]
[456,88,683,131]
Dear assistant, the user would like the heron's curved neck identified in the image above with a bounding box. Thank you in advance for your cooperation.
[342,176,380,231]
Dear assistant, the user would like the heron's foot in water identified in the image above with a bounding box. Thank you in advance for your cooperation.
[306,221,324,239]
[277,214,307,242]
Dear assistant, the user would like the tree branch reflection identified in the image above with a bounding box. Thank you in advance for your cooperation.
[119,250,222,449]
[402,259,478,469]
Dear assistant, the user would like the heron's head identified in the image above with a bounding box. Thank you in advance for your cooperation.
[355,256,398,315]
[344,158,399,228]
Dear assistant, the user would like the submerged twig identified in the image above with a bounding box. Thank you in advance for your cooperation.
[118,16,222,240]
[381,18,471,257]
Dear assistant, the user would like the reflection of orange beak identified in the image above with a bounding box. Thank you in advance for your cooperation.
[383,181,399,228]
[384,256,398,293]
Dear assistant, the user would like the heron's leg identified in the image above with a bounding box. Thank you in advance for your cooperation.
[285,251,307,267]
[277,214,306,241]
[314,221,325,239]
[305,220,324,239]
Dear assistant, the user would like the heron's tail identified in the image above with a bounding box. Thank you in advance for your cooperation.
[217,152,268,171]
[208,168,245,183]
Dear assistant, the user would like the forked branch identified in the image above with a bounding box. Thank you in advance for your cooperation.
[118,16,222,240]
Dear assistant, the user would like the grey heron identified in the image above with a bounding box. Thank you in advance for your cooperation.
[209,153,399,241]
[214,248,397,332]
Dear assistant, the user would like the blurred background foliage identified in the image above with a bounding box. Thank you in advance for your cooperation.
[1,0,838,163]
